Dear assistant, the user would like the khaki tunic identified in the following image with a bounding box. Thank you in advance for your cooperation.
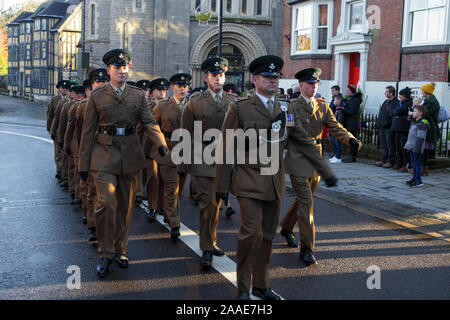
[47,95,62,132]
[215,94,334,293]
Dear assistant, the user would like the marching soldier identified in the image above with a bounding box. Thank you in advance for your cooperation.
[149,74,189,241]
[134,80,152,206]
[78,49,167,278]
[53,85,76,190]
[47,81,68,179]
[181,58,233,269]
[76,69,109,241]
[63,85,86,204]
[142,78,170,222]
[49,80,70,180]
[279,68,361,266]
[215,55,337,300]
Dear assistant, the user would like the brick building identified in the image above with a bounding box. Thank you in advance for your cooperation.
[281,0,450,114]
[7,0,81,101]
[80,0,284,92]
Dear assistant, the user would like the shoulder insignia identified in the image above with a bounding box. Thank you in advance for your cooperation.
[421,119,429,125]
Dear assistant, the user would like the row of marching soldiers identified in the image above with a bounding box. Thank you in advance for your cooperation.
[46,48,361,300]
[46,70,111,243]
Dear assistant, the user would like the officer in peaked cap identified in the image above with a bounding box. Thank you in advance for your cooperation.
[248,55,284,77]
[89,68,109,83]
[294,67,321,83]
[278,66,357,267]
[79,48,167,278]
[102,49,132,67]
[60,80,71,89]
[169,73,192,86]
[83,79,92,91]
[201,57,229,74]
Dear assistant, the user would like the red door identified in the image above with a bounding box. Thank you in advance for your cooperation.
[348,52,360,87]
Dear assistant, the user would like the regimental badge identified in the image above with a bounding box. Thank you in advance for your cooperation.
[214,61,219,67]
[119,53,124,59]
[99,72,103,77]
[161,81,164,85]
[269,63,275,70]
[272,120,282,132]
[181,76,185,81]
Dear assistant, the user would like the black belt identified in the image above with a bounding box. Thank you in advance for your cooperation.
[98,126,136,136]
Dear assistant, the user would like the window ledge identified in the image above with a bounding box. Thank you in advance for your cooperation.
[401,44,450,54]
[290,53,332,60]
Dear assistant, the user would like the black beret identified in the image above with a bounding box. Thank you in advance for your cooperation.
[150,78,170,91]
[102,49,132,66]
[136,80,151,90]
[83,79,92,89]
[248,55,283,77]
[295,68,321,83]
[169,73,192,85]
[201,57,229,74]
[72,85,85,95]
[88,68,109,82]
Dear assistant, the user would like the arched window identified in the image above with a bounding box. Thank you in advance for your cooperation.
[90,4,95,35]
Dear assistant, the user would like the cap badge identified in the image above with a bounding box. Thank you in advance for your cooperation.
[99,72,103,77]
[269,63,275,70]
[161,81,164,85]
[214,62,220,67]
[181,76,185,80]
[118,53,124,59]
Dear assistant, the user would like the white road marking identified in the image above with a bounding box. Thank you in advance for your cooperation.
[0,130,53,144]
[142,201,284,300]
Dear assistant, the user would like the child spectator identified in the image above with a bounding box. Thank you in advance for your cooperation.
[404,104,428,187]
[329,94,345,163]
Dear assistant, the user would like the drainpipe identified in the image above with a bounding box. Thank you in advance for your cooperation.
[396,0,405,94]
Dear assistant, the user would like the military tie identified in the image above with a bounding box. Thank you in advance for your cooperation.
[267,99,274,116]
[116,88,122,98]
[178,100,185,111]
[214,94,222,105]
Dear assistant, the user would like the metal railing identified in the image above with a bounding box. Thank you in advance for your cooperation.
[358,114,449,157]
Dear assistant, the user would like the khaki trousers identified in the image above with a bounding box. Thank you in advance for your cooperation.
[158,162,188,229]
[68,155,76,193]
[54,141,61,172]
[145,159,163,210]
[80,172,97,229]
[136,170,144,198]
[236,197,280,293]
[192,176,221,252]
[280,175,320,250]
[60,150,69,183]
[91,170,138,259]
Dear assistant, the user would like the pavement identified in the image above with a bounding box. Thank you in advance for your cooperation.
[286,158,450,242]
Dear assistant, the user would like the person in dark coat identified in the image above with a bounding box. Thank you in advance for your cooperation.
[342,84,362,162]
[390,87,413,171]
[376,86,400,168]
[421,83,441,176]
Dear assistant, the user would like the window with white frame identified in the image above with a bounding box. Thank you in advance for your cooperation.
[291,1,333,55]
[404,0,448,45]
[349,0,364,32]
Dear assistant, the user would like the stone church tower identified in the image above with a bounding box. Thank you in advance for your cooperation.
[81,0,284,92]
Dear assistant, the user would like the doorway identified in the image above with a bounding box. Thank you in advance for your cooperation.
[348,52,360,87]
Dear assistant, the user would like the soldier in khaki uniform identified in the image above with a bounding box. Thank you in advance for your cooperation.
[54,86,76,189]
[151,74,190,240]
[50,81,70,182]
[142,78,170,222]
[47,81,69,179]
[181,58,233,269]
[77,70,109,242]
[64,85,86,204]
[215,56,337,300]
[78,49,167,278]
[280,68,362,266]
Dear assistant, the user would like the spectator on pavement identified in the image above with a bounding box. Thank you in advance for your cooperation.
[376,86,400,168]
[341,84,362,163]
[329,85,341,159]
[277,87,287,99]
[390,87,413,172]
[287,88,293,99]
[329,94,346,164]
[421,83,441,176]
[292,85,301,99]
[404,104,429,187]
